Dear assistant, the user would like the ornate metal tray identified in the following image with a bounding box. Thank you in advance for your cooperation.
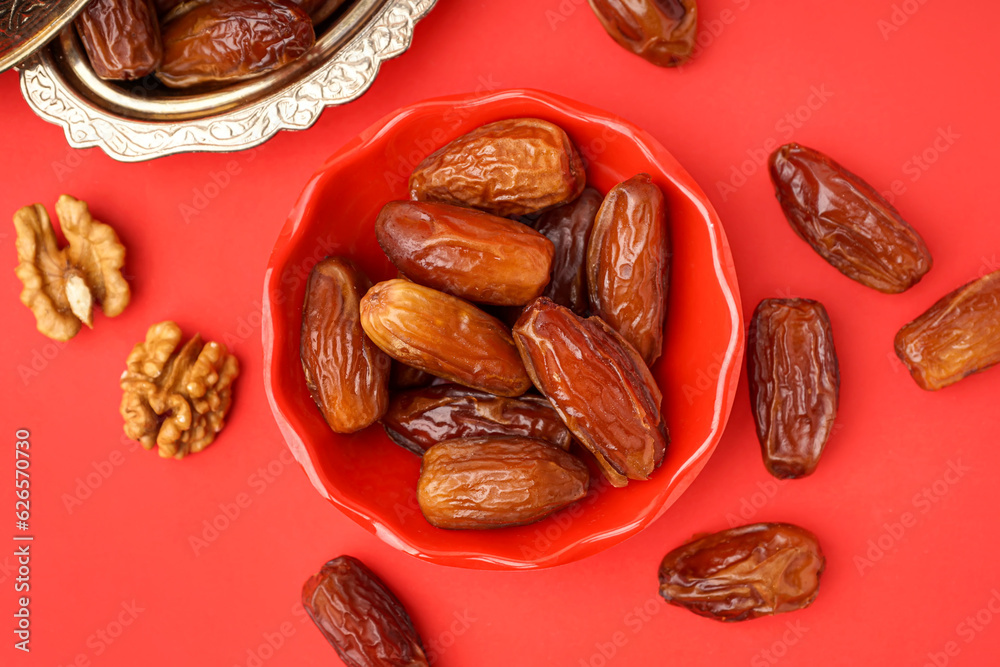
[8,0,436,161]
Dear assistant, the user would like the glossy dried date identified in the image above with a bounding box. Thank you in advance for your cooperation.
[301,258,390,434]
[375,201,554,306]
[417,436,589,529]
[409,118,586,217]
[747,299,839,479]
[157,0,314,88]
[769,143,933,293]
[513,298,668,487]
[658,523,826,622]
[588,0,698,67]
[302,556,429,667]
[535,187,602,315]
[76,0,163,80]
[587,174,669,365]
[382,384,573,454]
[894,270,1000,390]
[360,280,531,397]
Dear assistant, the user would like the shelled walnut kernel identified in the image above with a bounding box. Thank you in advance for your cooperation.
[120,321,239,459]
[13,195,130,341]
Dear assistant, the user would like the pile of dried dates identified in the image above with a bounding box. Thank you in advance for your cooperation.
[74,0,344,88]
[300,117,672,530]
[295,113,1000,664]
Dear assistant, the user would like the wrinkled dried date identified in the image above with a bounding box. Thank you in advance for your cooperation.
[513,298,668,487]
[769,143,933,293]
[535,187,602,315]
[302,556,429,667]
[382,384,573,454]
[658,523,826,622]
[375,201,554,306]
[76,0,163,80]
[587,174,670,365]
[588,0,698,67]
[158,0,314,88]
[895,270,1000,390]
[360,280,531,397]
[409,118,586,217]
[417,436,589,529]
[747,299,839,479]
[301,258,390,434]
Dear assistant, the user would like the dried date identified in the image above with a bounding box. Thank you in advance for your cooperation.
[375,201,554,306]
[301,258,391,433]
[302,556,429,667]
[658,523,826,622]
[157,0,314,88]
[382,384,573,454]
[588,0,698,67]
[769,143,933,293]
[535,187,602,315]
[409,118,586,217]
[417,436,589,529]
[513,298,668,487]
[360,280,531,397]
[747,299,839,479]
[75,0,163,80]
[587,174,670,365]
[894,269,1000,390]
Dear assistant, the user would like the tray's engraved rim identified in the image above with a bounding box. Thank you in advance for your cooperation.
[0,0,91,72]
[17,0,437,162]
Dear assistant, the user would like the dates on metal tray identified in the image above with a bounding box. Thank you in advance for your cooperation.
[300,257,390,434]
[535,187,602,315]
[408,118,587,217]
[894,269,1000,390]
[75,0,163,80]
[513,298,668,487]
[158,0,315,89]
[769,143,933,294]
[360,279,531,397]
[588,0,698,68]
[747,298,839,479]
[382,384,573,454]
[375,201,554,306]
[302,555,429,667]
[587,173,670,365]
[658,523,826,622]
[417,436,589,530]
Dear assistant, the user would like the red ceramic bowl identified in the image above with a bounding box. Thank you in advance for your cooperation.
[263,89,743,569]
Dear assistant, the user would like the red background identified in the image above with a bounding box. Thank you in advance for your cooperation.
[3,1,1000,665]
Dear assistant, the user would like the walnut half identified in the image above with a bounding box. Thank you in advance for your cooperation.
[13,195,131,341]
[120,321,240,459]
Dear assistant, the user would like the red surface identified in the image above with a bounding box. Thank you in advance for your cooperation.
[264,89,742,569]
[2,1,1000,665]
